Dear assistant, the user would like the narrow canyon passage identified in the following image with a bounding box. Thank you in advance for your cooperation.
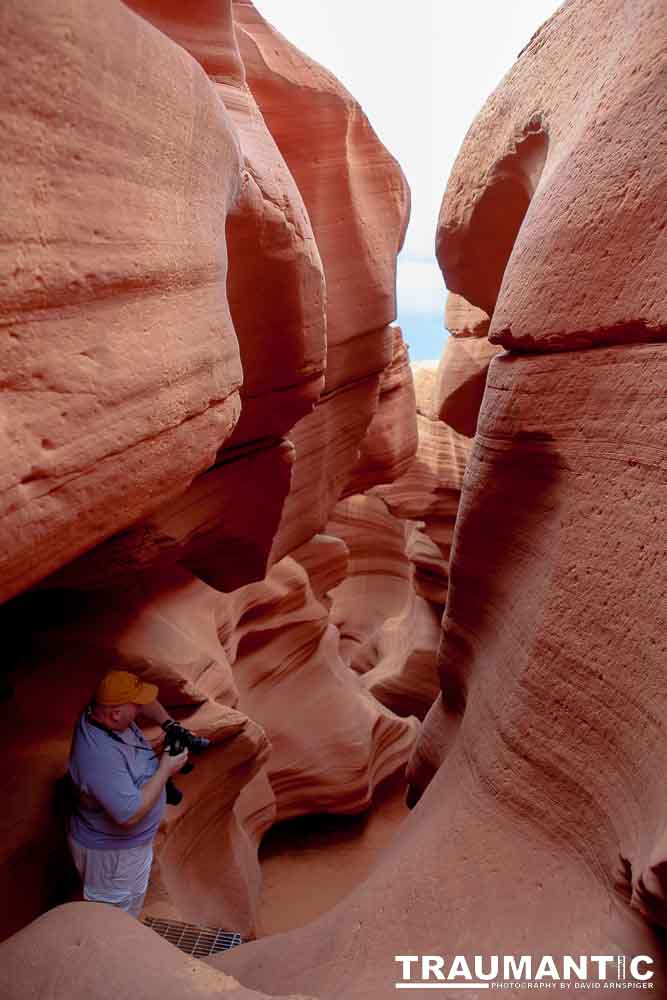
[258,771,409,936]
[0,1,665,999]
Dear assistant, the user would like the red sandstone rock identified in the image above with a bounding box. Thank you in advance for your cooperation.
[128,0,246,85]
[345,327,418,495]
[445,292,491,339]
[216,341,667,986]
[258,771,410,938]
[44,440,295,592]
[323,497,445,720]
[212,2,667,997]
[3,550,418,935]
[289,534,349,602]
[326,362,472,719]
[150,714,271,936]
[233,0,410,392]
[50,0,328,592]
[435,334,501,438]
[229,555,419,819]
[327,496,412,670]
[436,292,501,439]
[410,341,667,866]
[437,0,667,349]
[373,394,471,567]
[126,0,327,447]
[0,0,418,954]
[362,582,442,721]
[269,377,381,561]
[0,904,309,1000]
[226,1,412,565]
[406,525,449,607]
[409,362,440,419]
[0,0,243,605]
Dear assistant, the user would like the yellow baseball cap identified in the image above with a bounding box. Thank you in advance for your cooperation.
[94,670,158,707]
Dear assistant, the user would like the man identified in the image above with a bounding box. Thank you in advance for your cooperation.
[68,669,189,918]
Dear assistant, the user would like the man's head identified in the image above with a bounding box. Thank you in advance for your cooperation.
[90,670,158,731]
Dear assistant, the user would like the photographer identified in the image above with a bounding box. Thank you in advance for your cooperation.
[67,669,192,918]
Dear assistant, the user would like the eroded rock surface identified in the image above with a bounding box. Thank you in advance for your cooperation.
[5,1,663,996]
[231,555,419,820]
[0,904,312,1000]
[214,1,667,997]
[438,0,667,349]
[437,293,501,438]
[326,358,474,722]
[0,0,244,604]
[44,0,326,593]
[127,0,327,447]
[375,365,471,570]
[0,0,418,950]
[234,0,410,392]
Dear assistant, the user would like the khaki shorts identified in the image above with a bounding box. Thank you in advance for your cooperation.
[68,835,153,919]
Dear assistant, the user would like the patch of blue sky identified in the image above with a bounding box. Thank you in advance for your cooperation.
[396,254,449,362]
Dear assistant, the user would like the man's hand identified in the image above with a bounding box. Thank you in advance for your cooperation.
[120,748,189,826]
[159,748,189,776]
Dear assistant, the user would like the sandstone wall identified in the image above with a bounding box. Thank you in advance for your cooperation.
[324,364,472,721]
[0,0,418,945]
[3,2,662,998]
[0,0,244,604]
[213,1,667,997]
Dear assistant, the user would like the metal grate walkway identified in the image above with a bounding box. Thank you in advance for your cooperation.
[142,915,242,958]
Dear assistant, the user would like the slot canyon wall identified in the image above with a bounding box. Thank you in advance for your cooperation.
[216,1,667,997]
[0,0,472,955]
[0,1,665,999]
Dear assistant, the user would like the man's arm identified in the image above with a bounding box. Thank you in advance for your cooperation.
[81,744,189,828]
[120,749,188,827]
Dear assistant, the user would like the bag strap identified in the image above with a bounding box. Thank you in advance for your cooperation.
[86,712,155,753]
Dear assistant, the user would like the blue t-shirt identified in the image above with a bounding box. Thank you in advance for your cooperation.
[68,711,166,850]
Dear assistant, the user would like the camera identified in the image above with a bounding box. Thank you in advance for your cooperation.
[162,721,210,805]
[163,721,210,757]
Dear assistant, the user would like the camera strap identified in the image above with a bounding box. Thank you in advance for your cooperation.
[86,711,156,754]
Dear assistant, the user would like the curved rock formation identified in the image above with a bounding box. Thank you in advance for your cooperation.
[0,904,300,1000]
[1,540,421,939]
[231,555,419,819]
[0,0,420,949]
[444,292,491,339]
[11,1,663,995]
[43,439,296,592]
[212,0,667,996]
[0,0,244,605]
[228,1,412,562]
[326,357,473,722]
[324,494,444,721]
[438,0,666,349]
[361,571,443,721]
[269,378,382,561]
[327,495,412,671]
[0,570,271,940]
[374,365,471,568]
[45,0,328,593]
[437,293,501,438]
[345,327,418,496]
[233,0,410,393]
[126,0,327,447]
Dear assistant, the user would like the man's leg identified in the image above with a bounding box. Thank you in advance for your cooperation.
[67,837,153,919]
[115,843,154,918]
